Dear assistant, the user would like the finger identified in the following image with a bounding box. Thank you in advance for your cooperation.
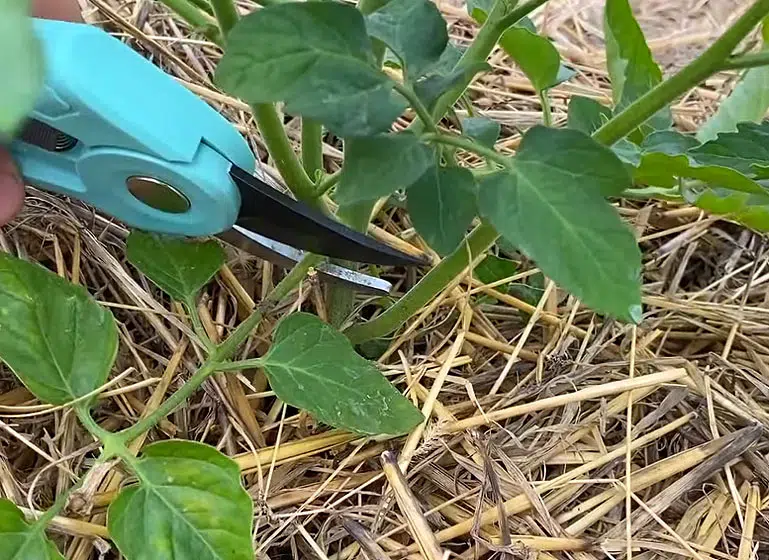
[0,151,25,226]
[31,0,83,22]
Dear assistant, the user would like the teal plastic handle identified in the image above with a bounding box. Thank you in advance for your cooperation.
[10,18,256,237]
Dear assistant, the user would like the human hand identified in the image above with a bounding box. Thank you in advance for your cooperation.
[0,0,83,225]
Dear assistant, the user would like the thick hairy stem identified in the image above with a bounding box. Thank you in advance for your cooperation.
[593,0,769,145]
[344,223,499,343]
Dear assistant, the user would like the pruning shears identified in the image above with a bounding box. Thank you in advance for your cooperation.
[8,18,425,295]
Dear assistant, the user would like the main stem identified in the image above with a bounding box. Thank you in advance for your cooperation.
[593,0,769,145]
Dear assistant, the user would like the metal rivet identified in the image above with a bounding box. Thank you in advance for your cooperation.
[126,176,190,214]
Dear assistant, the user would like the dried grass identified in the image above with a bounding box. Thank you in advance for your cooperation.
[2,0,769,558]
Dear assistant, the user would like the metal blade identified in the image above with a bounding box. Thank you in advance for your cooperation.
[230,165,427,267]
[217,225,394,296]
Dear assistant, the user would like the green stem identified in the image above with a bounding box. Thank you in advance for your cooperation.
[117,361,221,445]
[427,0,522,125]
[183,296,215,353]
[344,222,499,343]
[315,170,341,198]
[593,0,769,146]
[393,82,439,133]
[326,202,376,327]
[216,252,324,358]
[119,253,324,445]
[539,90,552,127]
[219,358,264,371]
[422,132,510,167]
[188,0,214,15]
[210,0,239,36]
[251,104,319,207]
[157,0,221,43]
[720,50,769,70]
[302,119,325,181]
[497,0,549,30]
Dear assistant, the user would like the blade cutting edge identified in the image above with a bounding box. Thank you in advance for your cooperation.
[217,225,394,296]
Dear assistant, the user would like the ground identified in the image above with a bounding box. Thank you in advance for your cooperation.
[1,0,768,558]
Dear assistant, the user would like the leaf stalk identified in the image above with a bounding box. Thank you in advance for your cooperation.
[117,253,324,444]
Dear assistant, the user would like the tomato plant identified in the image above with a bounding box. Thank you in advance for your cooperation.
[4,0,769,557]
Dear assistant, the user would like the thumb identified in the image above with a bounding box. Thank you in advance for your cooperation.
[0,149,25,226]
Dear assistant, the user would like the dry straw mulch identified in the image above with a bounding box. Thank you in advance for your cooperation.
[2,0,769,558]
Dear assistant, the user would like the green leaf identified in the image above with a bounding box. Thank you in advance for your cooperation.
[697,18,769,142]
[413,62,490,110]
[604,0,671,133]
[683,184,769,231]
[466,0,494,21]
[215,2,406,138]
[365,0,448,79]
[461,115,500,148]
[0,253,118,405]
[476,126,641,322]
[108,441,253,560]
[567,96,612,135]
[688,121,769,177]
[474,254,518,287]
[0,499,65,559]
[406,166,477,255]
[126,231,225,302]
[631,127,769,195]
[259,313,424,435]
[429,42,465,74]
[499,27,575,92]
[0,0,44,138]
[335,132,434,204]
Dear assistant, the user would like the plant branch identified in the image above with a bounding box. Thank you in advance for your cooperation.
[302,119,325,181]
[593,0,769,146]
[720,50,769,70]
[119,253,324,445]
[210,0,240,36]
[157,0,221,43]
[393,82,438,133]
[183,296,215,353]
[315,170,341,197]
[428,0,534,124]
[497,0,550,30]
[251,104,320,208]
[344,222,499,343]
[422,132,510,167]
